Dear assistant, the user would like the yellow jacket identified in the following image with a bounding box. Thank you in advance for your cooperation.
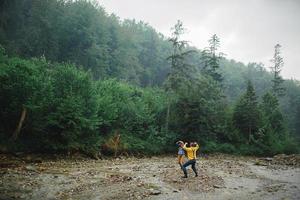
[183,143,199,160]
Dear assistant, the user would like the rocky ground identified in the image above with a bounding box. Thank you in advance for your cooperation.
[0,153,299,200]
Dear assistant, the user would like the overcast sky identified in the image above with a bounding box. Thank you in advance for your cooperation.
[99,0,300,80]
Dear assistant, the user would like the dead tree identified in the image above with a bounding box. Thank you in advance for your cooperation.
[12,106,27,141]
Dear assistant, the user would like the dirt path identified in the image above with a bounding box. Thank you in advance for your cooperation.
[0,154,299,200]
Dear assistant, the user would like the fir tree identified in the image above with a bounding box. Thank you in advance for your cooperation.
[165,20,196,94]
[233,80,261,143]
[202,34,224,82]
[270,44,285,96]
[164,20,196,132]
[260,92,284,134]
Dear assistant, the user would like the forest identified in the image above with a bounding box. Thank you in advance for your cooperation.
[0,0,300,156]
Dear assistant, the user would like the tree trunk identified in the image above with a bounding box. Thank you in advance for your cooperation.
[248,126,252,144]
[12,107,27,141]
[114,133,120,158]
[165,102,170,133]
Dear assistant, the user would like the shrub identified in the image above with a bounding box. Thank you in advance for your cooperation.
[0,54,100,153]
[217,143,237,154]
[238,144,264,156]
[202,141,218,153]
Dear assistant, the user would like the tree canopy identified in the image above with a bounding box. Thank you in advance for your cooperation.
[0,0,299,156]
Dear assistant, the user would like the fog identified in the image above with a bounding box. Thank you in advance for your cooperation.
[99,0,300,80]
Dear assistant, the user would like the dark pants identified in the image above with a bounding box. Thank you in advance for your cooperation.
[182,159,198,177]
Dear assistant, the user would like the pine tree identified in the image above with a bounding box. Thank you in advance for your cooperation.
[202,34,224,82]
[270,44,285,96]
[233,80,261,143]
[165,20,196,94]
[164,20,196,132]
[260,92,284,132]
[293,96,300,140]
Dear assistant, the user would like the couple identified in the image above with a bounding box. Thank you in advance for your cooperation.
[176,141,199,178]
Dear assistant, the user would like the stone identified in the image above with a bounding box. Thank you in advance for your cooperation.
[213,185,222,188]
[25,165,37,172]
[149,189,161,195]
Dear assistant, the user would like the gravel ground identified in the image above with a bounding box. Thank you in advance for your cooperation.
[0,153,299,200]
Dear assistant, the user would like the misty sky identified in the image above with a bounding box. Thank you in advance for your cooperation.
[99,0,300,80]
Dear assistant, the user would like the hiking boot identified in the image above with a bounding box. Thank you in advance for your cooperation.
[182,175,188,178]
[195,174,198,177]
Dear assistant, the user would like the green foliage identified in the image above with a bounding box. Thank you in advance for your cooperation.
[0,53,100,153]
[95,79,170,154]
[233,80,261,143]
[260,92,284,134]
[202,34,223,82]
[202,141,236,154]
[238,144,264,156]
[39,64,99,152]
[280,80,300,140]
[202,141,218,153]
[121,134,166,154]
[255,92,299,155]
[165,20,196,94]
[0,0,170,85]
[0,54,44,136]
[217,143,237,154]
[171,74,227,142]
[0,0,299,156]
[271,44,285,97]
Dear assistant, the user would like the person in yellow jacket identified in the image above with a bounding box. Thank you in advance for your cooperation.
[182,141,199,178]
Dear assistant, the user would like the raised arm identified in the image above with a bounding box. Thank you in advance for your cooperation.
[182,142,188,150]
[193,142,199,150]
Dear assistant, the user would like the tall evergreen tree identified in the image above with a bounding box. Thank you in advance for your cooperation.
[164,20,195,132]
[295,98,300,140]
[260,92,284,134]
[165,20,196,93]
[270,44,285,96]
[233,80,261,143]
[202,34,224,82]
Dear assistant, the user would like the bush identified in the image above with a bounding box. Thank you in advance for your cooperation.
[0,56,45,137]
[217,143,237,154]
[95,79,169,154]
[202,141,218,153]
[268,134,300,155]
[0,54,100,153]
[201,141,236,154]
[238,144,264,156]
[39,64,100,152]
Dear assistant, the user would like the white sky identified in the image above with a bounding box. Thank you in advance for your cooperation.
[98,0,300,80]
